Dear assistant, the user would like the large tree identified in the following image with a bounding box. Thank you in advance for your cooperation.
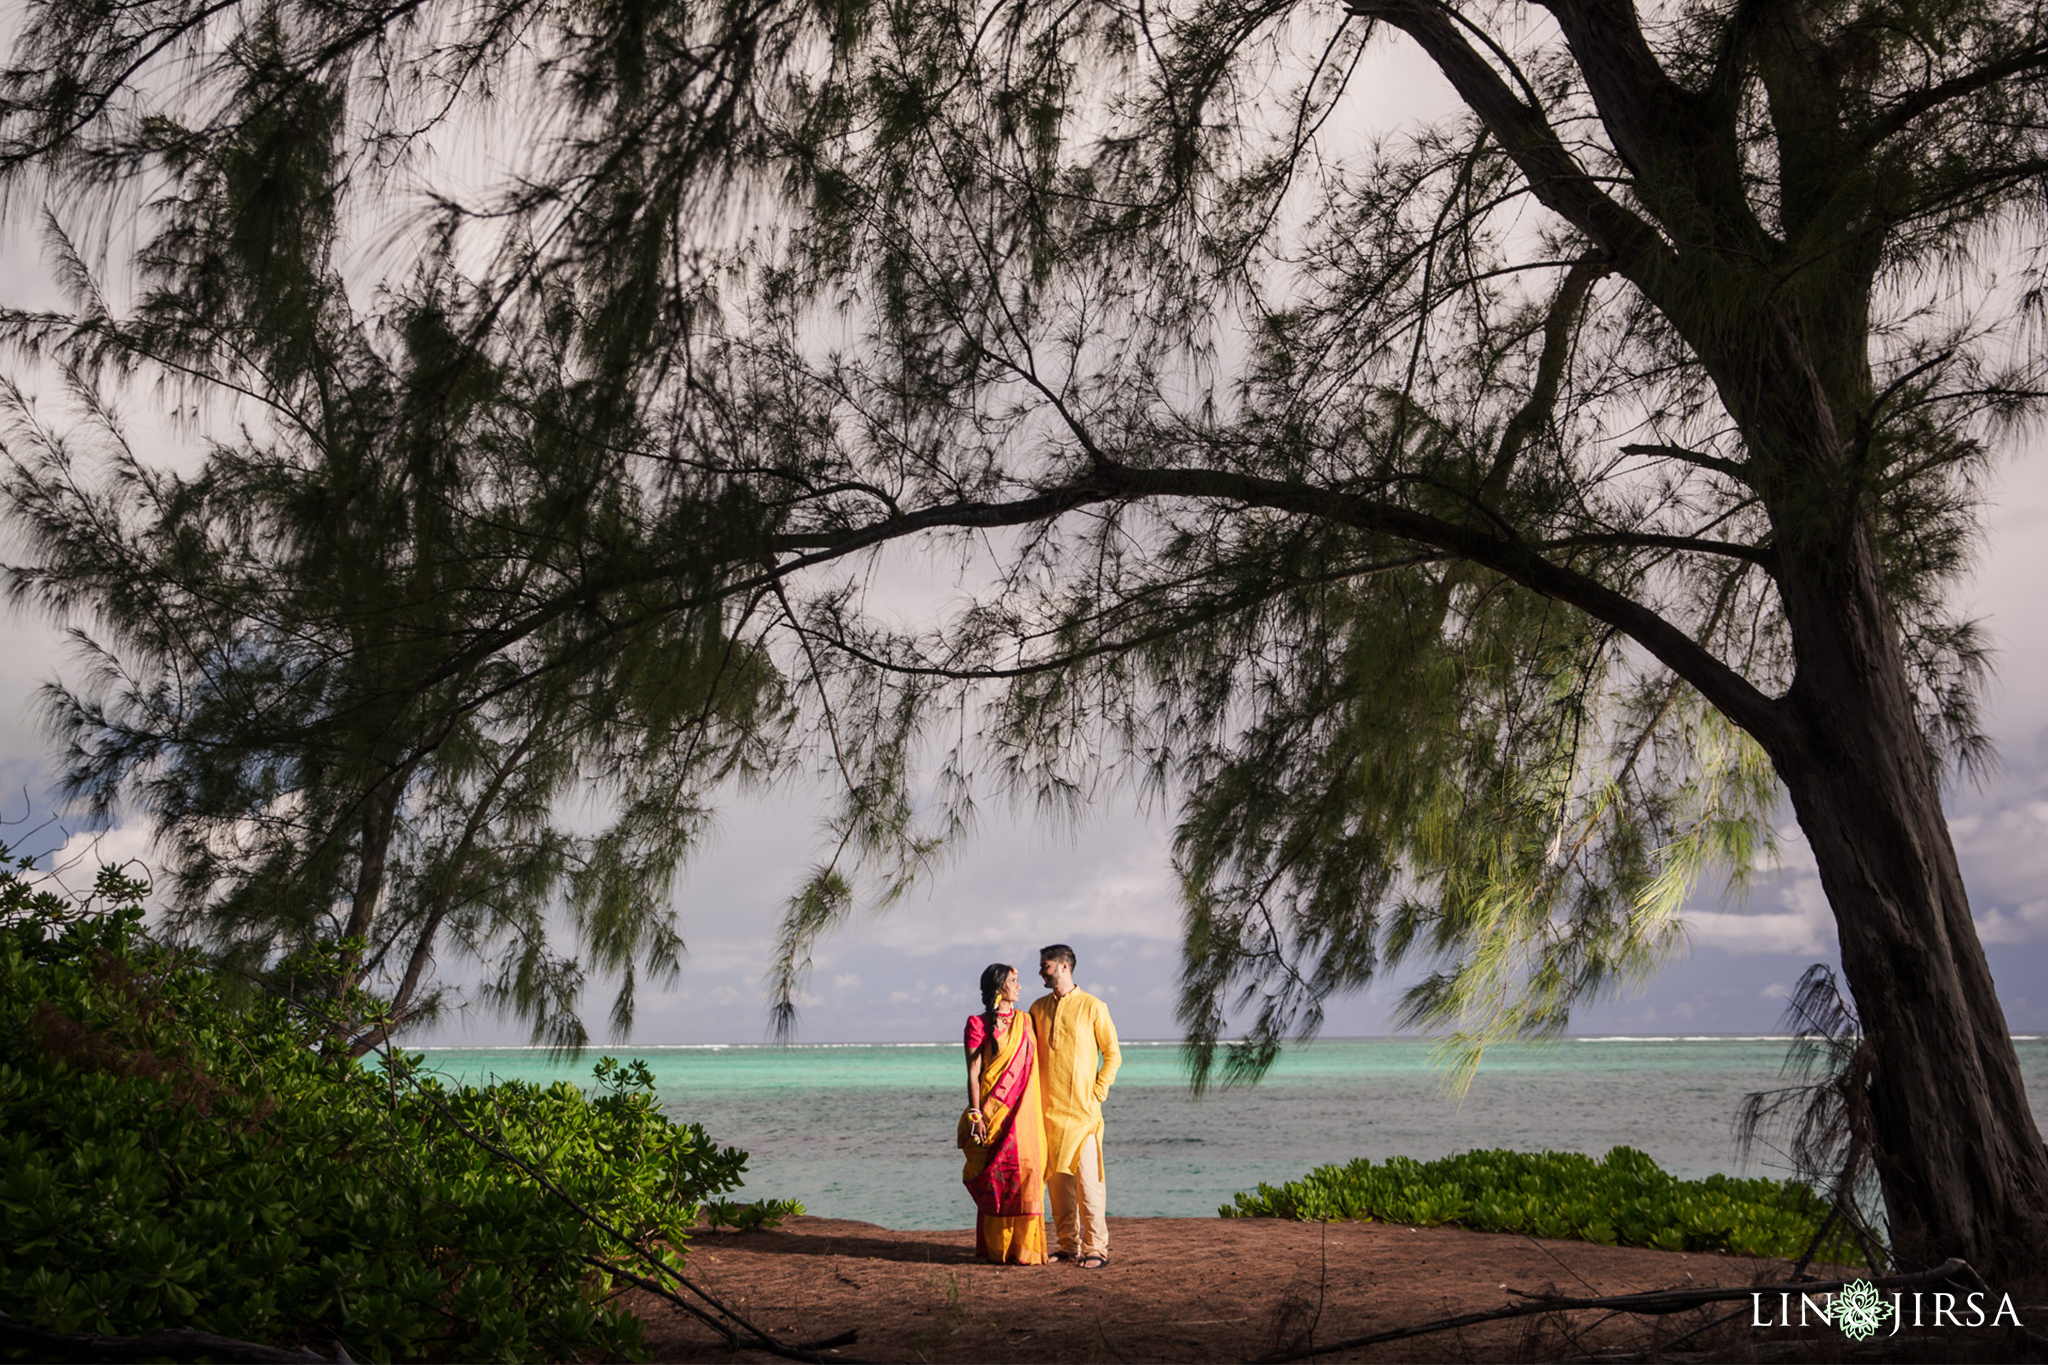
[6,0,2048,1272]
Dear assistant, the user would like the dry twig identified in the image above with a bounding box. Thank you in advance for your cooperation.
[1253,1257,1981,1363]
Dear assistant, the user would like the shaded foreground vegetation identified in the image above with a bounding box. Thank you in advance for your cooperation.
[0,851,795,1362]
[1224,1147,1859,1265]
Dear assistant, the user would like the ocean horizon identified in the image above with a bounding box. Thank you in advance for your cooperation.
[408,1031,2046,1047]
[403,1034,2048,1231]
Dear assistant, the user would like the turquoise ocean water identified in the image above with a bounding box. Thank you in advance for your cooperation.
[413,1036,2048,1231]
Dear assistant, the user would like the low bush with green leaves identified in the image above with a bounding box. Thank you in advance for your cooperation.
[1222,1146,1858,1263]
[0,849,798,1362]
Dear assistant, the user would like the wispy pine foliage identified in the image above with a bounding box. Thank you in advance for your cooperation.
[1,62,793,1045]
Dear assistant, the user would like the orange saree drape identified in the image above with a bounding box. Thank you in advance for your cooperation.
[957,1009,1048,1265]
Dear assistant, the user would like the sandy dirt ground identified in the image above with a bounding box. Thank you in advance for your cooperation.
[631,1216,1899,1363]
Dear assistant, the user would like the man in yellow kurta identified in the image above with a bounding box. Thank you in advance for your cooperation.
[1028,943,1122,1267]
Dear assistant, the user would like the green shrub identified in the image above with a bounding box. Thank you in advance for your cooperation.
[0,849,797,1362]
[1222,1146,1859,1263]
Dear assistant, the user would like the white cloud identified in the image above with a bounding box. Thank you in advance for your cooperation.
[1976,901,2048,945]
[1683,867,1834,955]
[849,813,1180,959]
[30,820,171,915]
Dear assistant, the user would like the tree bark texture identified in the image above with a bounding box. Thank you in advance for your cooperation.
[1674,267,2048,1270]
[1768,505,2048,1273]
[347,728,540,1058]
[335,774,403,1001]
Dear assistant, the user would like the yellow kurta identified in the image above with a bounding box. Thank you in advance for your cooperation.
[1028,988,1122,1176]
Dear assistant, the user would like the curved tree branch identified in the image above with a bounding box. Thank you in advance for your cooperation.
[769,460,1789,748]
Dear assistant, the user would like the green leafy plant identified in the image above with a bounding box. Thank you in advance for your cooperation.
[0,848,794,1362]
[702,1198,806,1233]
[1223,1147,1859,1265]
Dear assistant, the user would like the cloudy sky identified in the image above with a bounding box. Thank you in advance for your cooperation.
[4,36,2047,1048]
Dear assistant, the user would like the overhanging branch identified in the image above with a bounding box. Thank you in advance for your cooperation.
[766,459,1790,749]
[774,549,1451,682]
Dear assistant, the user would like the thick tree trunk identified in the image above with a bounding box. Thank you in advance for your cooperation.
[1668,288,2048,1274]
[1770,524,2048,1277]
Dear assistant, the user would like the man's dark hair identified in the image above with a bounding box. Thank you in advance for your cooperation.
[1039,943,1077,971]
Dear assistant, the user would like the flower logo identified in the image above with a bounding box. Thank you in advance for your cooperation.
[1830,1280,1896,1341]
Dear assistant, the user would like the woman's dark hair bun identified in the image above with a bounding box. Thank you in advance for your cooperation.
[976,962,1015,1053]
[979,962,1015,1011]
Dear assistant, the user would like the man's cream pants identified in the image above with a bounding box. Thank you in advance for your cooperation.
[1047,1133,1107,1259]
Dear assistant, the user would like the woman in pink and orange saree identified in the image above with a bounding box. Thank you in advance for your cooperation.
[958,963,1048,1265]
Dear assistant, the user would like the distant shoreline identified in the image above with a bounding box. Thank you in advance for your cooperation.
[407,1032,2044,1050]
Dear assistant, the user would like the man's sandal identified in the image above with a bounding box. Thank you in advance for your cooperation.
[1078,1254,1109,1269]
[1048,1251,1075,1263]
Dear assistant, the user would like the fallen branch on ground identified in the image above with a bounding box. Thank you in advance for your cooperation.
[1253,1257,1981,1363]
